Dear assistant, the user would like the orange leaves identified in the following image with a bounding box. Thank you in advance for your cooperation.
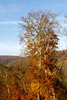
[27,43,33,48]
[0,59,66,100]
[46,56,51,64]
[42,65,46,69]
[31,80,40,92]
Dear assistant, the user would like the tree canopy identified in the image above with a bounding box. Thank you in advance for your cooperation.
[19,11,67,100]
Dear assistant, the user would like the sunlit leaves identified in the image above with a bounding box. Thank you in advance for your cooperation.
[31,80,40,91]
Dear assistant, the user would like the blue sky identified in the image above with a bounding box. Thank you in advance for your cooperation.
[0,0,67,55]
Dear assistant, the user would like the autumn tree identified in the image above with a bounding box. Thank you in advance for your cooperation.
[19,11,66,100]
[20,11,59,71]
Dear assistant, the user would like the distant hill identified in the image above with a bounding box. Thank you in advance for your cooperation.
[0,56,21,64]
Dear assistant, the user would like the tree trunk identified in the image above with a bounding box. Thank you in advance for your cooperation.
[37,93,40,100]
[39,34,42,70]
[39,47,42,70]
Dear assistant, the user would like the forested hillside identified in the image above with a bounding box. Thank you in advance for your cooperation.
[0,56,20,64]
